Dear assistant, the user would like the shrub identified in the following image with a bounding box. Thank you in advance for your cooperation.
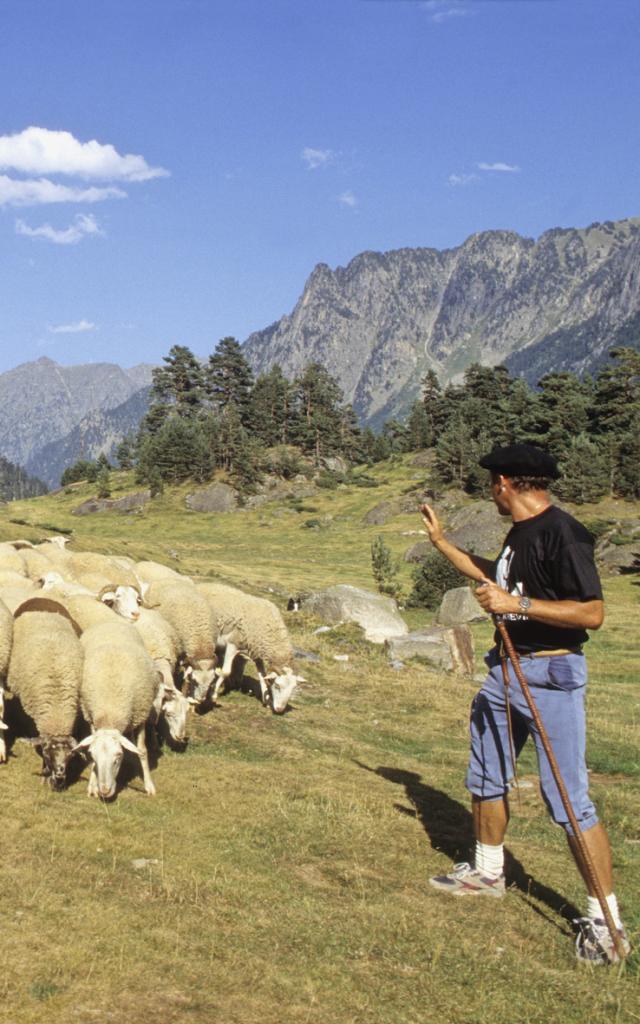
[407,551,466,609]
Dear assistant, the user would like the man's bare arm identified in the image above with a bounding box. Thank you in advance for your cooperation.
[420,503,495,583]
[474,581,604,630]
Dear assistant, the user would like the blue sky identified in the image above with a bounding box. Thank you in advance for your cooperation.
[0,0,638,374]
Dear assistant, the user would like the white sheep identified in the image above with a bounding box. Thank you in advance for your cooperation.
[0,544,28,576]
[7,598,83,788]
[67,551,140,590]
[42,590,120,632]
[19,547,59,581]
[133,607,193,745]
[144,579,217,704]
[0,582,39,614]
[40,570,143,622]
[0,597,13,762]
[195,582,304,713]
[74,620,159,798]
[135,560,186,585]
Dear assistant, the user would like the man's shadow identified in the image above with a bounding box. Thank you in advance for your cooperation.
[355,761,580,932]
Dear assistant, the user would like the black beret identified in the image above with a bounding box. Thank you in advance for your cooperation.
[478,444,560,480]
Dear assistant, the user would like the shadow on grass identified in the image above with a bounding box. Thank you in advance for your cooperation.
[355,761,581,933]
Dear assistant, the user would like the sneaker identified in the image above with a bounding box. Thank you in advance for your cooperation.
[574,917,631,965]
[429,862,505,898]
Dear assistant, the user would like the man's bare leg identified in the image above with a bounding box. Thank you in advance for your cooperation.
[473,794,509,845]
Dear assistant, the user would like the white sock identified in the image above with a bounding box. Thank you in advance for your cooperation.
[587,893,622,929]
[475,841,504,879]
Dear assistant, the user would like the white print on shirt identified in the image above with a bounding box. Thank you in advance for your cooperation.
[495,544,527,621]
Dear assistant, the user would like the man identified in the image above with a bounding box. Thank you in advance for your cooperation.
[421,443,629,964]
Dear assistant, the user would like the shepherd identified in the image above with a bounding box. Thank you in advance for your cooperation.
[421,443,630,964]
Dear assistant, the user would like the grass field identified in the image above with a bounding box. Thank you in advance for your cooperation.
[1,460,639,1024]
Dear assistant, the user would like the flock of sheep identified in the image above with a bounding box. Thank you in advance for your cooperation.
[0,537,304,799]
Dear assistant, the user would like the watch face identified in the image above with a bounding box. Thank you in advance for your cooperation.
[519,596,531,612]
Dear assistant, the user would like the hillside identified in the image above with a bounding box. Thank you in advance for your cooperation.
[244,217,640,426]
[0,461,638,1023]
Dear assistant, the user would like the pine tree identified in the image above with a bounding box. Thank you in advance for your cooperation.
[206,337,255,425]
[371,535,402,600]
[406,401,432,450]
[556,435,610,504]
[151,344,205,417]
[116,436,135,470]
[96,467,111,499]
[290,363,346,462]
[250,364,294,446]
[420,369,447,445]
[537,372,592,460]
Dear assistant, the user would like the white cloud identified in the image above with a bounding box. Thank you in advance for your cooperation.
[0,175,126,207]
[15,213,104,245]
[447,172,478,187]
[48,319,97,335]
[301,147,334,170]
[0,127,169,181]
[422,1,470,24]
[338,190,358,208]
[478,162,520,173]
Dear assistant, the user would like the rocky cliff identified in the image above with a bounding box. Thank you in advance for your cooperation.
[0,358,152,487]
[244,217,640,425]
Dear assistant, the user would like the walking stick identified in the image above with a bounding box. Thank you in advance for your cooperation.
[493,615,627,962]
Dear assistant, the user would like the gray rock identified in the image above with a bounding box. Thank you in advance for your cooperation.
[596,543,640,574]
[293,647,321,663]
[186,481,239,513]
[385,625,474,676]
[389,659,406,671]
[447,502,506,558]
[72,490,151,516]
[302,584,408,644]
[404,541,430,563]
[321,455,349,475]
[362,500,397,526]
[436,586,488,626]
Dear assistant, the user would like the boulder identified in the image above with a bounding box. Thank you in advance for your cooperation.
[447,502,506,558]
[302,584,408,644]
[186,482,239,513]
[321,455,349,475]
[72,490,151,516]
[404,541,430,563]
[385,625,474,675]
[436,586,488,626]
[362,500,397,526]
[596,542,640,575]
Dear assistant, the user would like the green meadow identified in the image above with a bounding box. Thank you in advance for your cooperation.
[1,458,639,1024]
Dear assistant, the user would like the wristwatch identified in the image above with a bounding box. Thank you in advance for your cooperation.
[518,596,532,616]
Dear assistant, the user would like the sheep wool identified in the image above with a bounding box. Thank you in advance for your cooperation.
[79,621,157,735]
[196,581,293,672]
[144,579,214,663]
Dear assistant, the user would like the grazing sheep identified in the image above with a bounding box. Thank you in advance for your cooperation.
[67,551,140,590]
[0,570,30,587]
[75,620,159,798]
[7,598,83,788]
[42,591,120,632]
[40,570,143,622]
[0,582,39,614]
[195,582,304,713]
[133,607,193,744]
[144,580,216,704]
[0,598,13,763]
[0,544,27,576]
[19,547,58,581]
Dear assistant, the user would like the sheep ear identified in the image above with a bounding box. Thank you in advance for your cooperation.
[187,697,199,706]
[72,735,94,754]
[183,664,193,679]
[0,722,8,731]
[119,734,140,757]
[101,591,116,607]
[296,675,307,684]
[264,672,277,682]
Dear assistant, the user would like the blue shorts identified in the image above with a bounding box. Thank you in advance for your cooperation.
[466,649,598,835]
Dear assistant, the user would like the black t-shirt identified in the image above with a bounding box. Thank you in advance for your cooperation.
[492,505,603,653]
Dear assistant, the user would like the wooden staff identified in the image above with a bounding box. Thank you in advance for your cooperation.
[494,616,627,962]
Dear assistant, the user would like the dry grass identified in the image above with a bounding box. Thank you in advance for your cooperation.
[1,463,639,1023]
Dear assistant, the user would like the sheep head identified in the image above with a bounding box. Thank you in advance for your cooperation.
[99,584,142,621]
[263,666,305,714]
[73,729,140,799]
[32,734,77,790]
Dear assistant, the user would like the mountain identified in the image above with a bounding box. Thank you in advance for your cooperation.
[244,217,640,426]
[0,358,153,487]
[26,387,151,488]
